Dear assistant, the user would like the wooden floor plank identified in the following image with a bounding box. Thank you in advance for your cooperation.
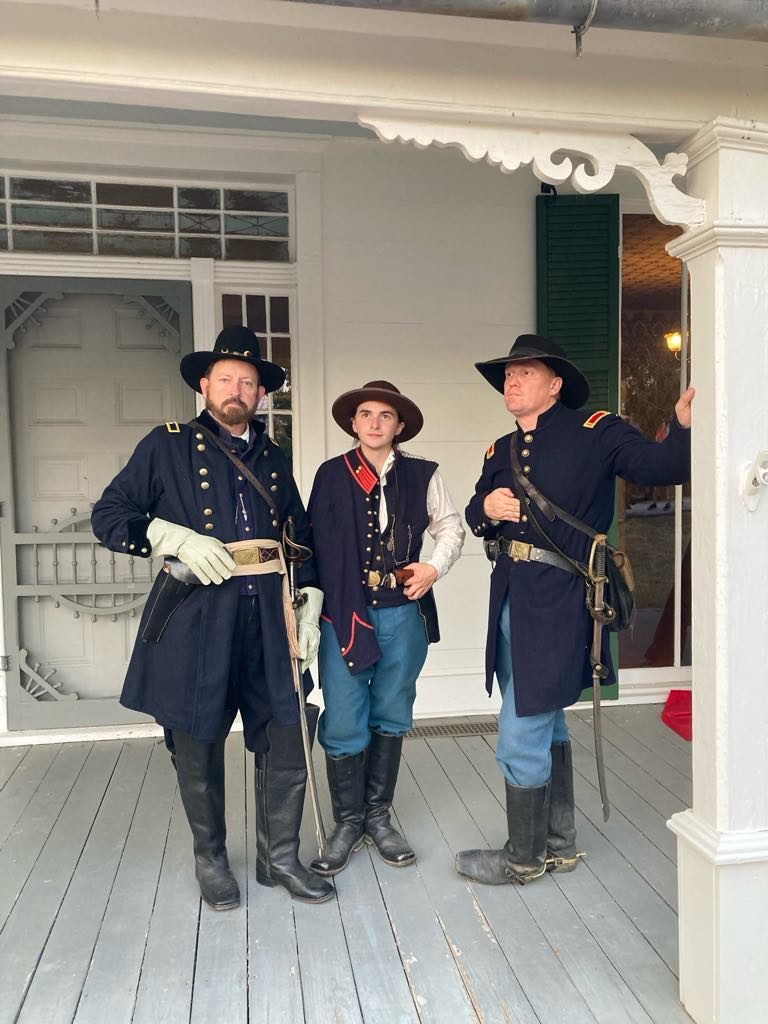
[457,734,681,975]
[0,742,92,927]
[0,742,127,1024]
[571,711,692,805]
[0,745,30,791]
[585,708,692,780]
[401,739,548,1024]
[16,742,145,1024]
[294,893,364,1024]
[246,749,305,1024]
[446,735,652,1024]
[334,844,420,1023]
[568,735,678,863]
[73,740,176,1024]
[190,738,249,1024]
[0,744,60,851]
[131,788,200,1024]
[567,714,687,820]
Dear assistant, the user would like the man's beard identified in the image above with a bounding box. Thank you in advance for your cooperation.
[206,397,255,428]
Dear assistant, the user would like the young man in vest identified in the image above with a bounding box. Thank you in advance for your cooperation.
[307,381,464,875]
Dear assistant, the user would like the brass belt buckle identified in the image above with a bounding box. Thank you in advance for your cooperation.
[367,570,382,589]
[510,540,532,562]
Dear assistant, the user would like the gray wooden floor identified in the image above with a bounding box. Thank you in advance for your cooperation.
[0,705,693,1024]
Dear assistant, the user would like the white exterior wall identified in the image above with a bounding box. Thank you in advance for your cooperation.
[321,138,536,716]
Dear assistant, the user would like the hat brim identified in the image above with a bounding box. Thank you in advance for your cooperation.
[180,351,286,394]
[475,351,590,410]
[332,387,424,444]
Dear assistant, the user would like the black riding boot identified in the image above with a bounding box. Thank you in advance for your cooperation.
[310,752,366,876]
[363,731,415,867]
[547,741,583,873]
[254,710,334,903]
[172,730,240,911]
[455,780,550,885]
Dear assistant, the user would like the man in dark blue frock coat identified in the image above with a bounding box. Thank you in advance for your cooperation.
[456,335,694,885]
[92,326,332,909]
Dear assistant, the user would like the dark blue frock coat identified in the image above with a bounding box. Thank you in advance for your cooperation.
[91,411,314,742]
[465,402,691,716]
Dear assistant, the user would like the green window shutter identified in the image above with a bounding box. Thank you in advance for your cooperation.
[537,193,621,702]
[536,193,620,412]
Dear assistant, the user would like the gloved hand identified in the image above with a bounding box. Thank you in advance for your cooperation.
[146,518,236,585]
[295,586,323,672]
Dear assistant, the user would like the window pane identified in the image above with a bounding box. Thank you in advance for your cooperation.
[178,212,221,234]
[224,189,288,213]
[98,209,174,232]
[179,236,222,258]
[271,336,292,410]
[0,206,4,225]
[178,187,220,210]
[270,296,289,333]
[0,229,7,250]
[272,414,293,464]
[221,294,243,327]
[224,214,288,237]
[225,239,289,262]
[0,178,4,199]
[12,204,92,228]
[98,234,175,257]
[245,295,267,334]
[12,230,92,253]
[95,183,174,207]
[11,177,91,203]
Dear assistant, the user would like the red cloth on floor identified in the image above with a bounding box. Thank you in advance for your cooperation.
[661,689,692,741]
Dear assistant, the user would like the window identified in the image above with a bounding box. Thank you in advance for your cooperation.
[221,292,294,461]
[1,175,291,261]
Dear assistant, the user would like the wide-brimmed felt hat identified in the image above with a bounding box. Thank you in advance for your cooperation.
[332,380,424,444]
[180,325,286,394]
[474,334,590,409]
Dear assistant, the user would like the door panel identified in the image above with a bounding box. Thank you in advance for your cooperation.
[1,280,194,731]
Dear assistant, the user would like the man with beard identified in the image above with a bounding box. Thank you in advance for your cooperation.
[92,326,332,910]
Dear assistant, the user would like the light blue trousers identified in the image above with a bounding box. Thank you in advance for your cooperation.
[495,596,570,787]
[318,603,428,757]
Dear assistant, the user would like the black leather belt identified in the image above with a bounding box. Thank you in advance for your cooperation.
[498,537,581,576]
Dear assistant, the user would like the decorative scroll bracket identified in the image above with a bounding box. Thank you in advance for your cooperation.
[3,291,65,350]
[122,294,181,352]
[358,115,706,230]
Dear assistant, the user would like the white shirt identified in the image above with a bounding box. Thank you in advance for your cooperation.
[377,448,465,579]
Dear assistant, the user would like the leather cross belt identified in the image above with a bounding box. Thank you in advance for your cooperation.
[498,537,581,576]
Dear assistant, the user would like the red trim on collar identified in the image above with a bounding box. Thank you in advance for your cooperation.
[343,450,379,494]
[341,611,375,656]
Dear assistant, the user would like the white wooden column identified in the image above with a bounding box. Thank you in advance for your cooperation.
[668,117,768,1024]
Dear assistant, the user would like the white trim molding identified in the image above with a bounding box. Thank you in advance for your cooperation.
[358,114,706,229]
[669,809,768,867]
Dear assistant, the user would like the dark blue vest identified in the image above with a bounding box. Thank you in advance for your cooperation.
[308,447,437,672]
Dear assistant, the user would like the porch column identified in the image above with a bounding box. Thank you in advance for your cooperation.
[667,118,768,1024]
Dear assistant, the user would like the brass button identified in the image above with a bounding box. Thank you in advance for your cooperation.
[199,467,208,476]
[367,534,372,539]
[204,523,214,531]
[376,555,382,562]
[201,481,210,490]
[272,519,278,527]
[121,540,126,547]
[366,546,371,552]
[522,514,528,522]
[128,543,135,551]
[524,433,533,442]
[270,485,277,492]
[271,472,278,480]
[521,448,530,457]
[523,466,531,474]
[348,661,354,668]
[372,600,378,606]
[203,508,213,516]
[195,432,203,440]
[238,475,243,481]
[141,546,148,554]
[197,444,206,452]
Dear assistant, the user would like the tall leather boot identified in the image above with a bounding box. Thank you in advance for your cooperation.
[254,708,334,903]
[310,752,366,876]
[455,781,550,885]
[172,730,240,911]
[547,741,583,873]
[363,731,415,867]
